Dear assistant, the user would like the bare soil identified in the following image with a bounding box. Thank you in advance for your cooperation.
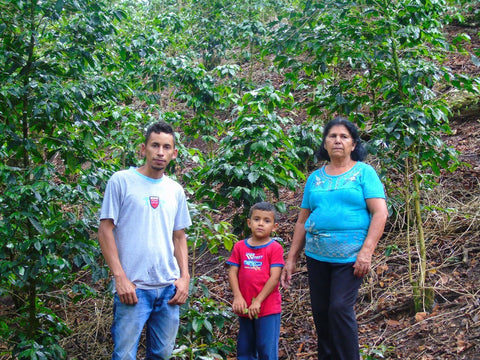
[56,114,480,360]
[60,24,480,360]
[203,116,480,360]
[2,23,478,360]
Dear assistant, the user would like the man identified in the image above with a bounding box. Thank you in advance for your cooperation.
[98,121,191,359]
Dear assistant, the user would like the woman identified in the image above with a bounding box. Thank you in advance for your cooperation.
[281,117,388,360]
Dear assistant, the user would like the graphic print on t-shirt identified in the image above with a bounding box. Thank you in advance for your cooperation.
[244,252,263,270]
[149,196,160,209]
[146,195,166,209]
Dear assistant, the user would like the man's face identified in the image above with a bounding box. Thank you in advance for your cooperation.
[141,131,177,174]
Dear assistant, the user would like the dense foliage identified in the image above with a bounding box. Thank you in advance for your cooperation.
[0,0,478,358]
[269,0,479,311]
[0,0,126,357]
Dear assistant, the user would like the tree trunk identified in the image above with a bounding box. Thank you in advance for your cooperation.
[412,157,434,312]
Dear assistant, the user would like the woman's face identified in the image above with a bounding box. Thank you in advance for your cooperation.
[323,125,356,160]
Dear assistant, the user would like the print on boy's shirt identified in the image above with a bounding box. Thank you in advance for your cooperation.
[244,253,264,270]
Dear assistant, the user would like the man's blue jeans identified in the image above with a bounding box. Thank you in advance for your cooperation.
[237,313,281,360]
[111,285,179,360]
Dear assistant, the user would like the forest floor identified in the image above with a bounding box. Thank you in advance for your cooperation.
[57,114,480,360]
[3,24,477,360]
[58,25,480,360]
[188,117,480,360]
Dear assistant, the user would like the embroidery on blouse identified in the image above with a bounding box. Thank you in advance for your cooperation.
[314,175,324,187]
[314,167,361,190]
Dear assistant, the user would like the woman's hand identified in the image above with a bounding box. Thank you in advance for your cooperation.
[281,260,296,289]
[353,249,372,277]
[282,208,310,289]
[354,198,388,277]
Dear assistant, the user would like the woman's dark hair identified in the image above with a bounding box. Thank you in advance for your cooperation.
[144,121,175,145]
[316,117,367,161]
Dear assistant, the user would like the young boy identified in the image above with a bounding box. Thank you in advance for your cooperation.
[227,202,284,360]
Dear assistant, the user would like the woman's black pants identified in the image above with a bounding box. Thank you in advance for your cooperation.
[306,256,363,360]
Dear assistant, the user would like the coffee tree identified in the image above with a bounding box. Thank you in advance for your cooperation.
[270,0,479,311]
[191,85,305,234]
[0,0,127,357]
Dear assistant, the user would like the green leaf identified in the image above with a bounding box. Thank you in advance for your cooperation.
[203,319,213,333]
[471,54,480,67]
[276,202,286,214]
[192,318,203,333]
[29,218,44,234]
[247,172,260,184]
[404,136,413,147]
[34,241,42,251]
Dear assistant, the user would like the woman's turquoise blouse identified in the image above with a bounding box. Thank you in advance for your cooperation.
[301,162,385,263]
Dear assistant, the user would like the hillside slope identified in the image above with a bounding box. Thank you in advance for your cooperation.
[56,22,480,360]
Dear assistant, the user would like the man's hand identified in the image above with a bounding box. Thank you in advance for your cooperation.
[115,274,138,305]
[168,277,189,305]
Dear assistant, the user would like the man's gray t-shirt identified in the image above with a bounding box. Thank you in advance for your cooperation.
[100,168,192,289]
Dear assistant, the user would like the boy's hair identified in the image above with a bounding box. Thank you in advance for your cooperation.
[249,202,278,222]
[144,121,175,145]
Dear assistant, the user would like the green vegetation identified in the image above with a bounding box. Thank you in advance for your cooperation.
[276,0,477,312]
[0,0,478,358]
[0,0,122,357]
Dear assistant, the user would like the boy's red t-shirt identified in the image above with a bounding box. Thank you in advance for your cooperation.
[227,238,284,318]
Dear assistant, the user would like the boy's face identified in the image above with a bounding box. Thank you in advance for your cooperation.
[247,209,278,240]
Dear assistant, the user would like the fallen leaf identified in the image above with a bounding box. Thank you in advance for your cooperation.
[415,312,428,322]
[456,339,470,353]
[386,319,401,327]
[376,264,389,275]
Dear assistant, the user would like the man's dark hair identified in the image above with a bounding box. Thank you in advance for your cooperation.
[316,117,367,161]
[144,121,175,145]
[249,202,278,222]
